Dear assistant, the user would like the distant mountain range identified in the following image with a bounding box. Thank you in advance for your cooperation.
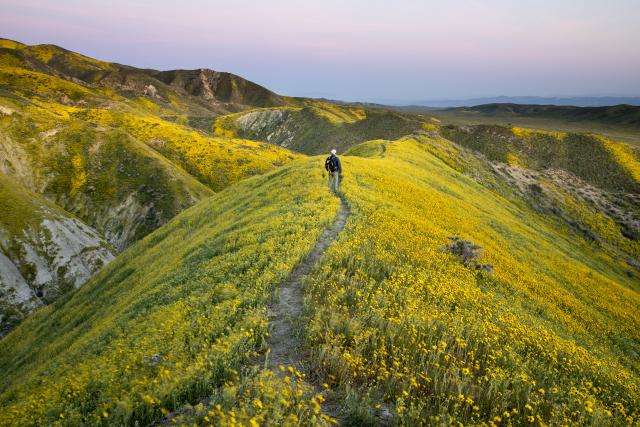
[444,103,640,128]
[396,96,640,108]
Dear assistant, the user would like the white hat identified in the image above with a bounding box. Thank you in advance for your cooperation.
[330,149,337,154]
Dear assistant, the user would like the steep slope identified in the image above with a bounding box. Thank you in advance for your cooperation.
[70,108,300,191]
[0,173,114,336]
[0,102,214,249]
[1,137,638,426]
[0,160,339,426]
[0,39,301,249]
[152,68,287,110]
[0,38,289,117]
[212,101,424,154]
[436,125,640,264]
[302,137,639,424]
[440,125,640,192]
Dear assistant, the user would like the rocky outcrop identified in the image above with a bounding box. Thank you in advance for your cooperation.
[152,68,287,110]
[0,116,213,250]
[235,109,298,147]
[0,174,115,336]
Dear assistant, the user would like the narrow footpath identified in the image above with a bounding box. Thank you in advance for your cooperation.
[265,194,350,422]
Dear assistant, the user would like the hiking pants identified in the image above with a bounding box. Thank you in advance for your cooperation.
[329,171,341,192]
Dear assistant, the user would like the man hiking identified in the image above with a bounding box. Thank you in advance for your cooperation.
[325,149,342,193]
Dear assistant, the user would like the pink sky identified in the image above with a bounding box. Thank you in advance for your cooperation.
[2,0,639,102]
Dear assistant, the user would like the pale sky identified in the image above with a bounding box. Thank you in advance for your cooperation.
[1,0,639,102]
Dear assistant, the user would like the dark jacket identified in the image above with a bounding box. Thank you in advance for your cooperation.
[325,154,342,173]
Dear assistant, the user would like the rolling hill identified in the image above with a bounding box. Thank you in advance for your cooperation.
[212,101,425,155]
[0,38,303,333]
[407,103,640,147]
[443,104,640,128]
[1,38,640,426]
[400,96,640,108]
[1,133,638,425]
[0,103,215,250]
[0,38,289,117]
[440,125,640,193]
[0,38,302,250]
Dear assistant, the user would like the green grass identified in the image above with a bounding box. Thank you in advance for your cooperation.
[302,137,640,424]
[0,173,51,235]
[1,137,638,426]
[212,103,424,155]
[426,108,640,147]
[440,124,640,193]
[0,158,338,426]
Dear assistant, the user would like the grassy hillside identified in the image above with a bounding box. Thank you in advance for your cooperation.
[71,108,300,191]
[0,39,301,249]
[304,137,639,424]
[418,104,640,147]
[0,173,114,336]
[0,103,214,249]
[0,160,338,426]
[1,137,638,426]
[445,103,640,128]
[0,38,304,331]
[212,101,425,155]
[0,38,289,117]
[441,125,640,193]
[436,125,640,264]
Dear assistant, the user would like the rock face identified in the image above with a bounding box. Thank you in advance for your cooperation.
[235,109,297,147]
[0,174,115,336]
[0,117,213,251]
[152,69,287,110]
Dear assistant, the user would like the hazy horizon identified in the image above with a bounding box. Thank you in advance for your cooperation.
[2,0,639,103]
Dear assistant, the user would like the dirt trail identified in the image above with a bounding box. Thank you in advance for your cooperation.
[264,194,350,419]
[153,196,350,427]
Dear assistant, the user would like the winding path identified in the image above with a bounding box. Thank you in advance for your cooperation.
[265,194,350,420]
[154,195,350,427]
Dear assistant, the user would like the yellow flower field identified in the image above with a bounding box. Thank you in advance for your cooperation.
[1,134,638,426]
[304,136,640,425]
[0,161,338,426]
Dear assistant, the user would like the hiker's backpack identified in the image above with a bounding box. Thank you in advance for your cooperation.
[326,156,339,172]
